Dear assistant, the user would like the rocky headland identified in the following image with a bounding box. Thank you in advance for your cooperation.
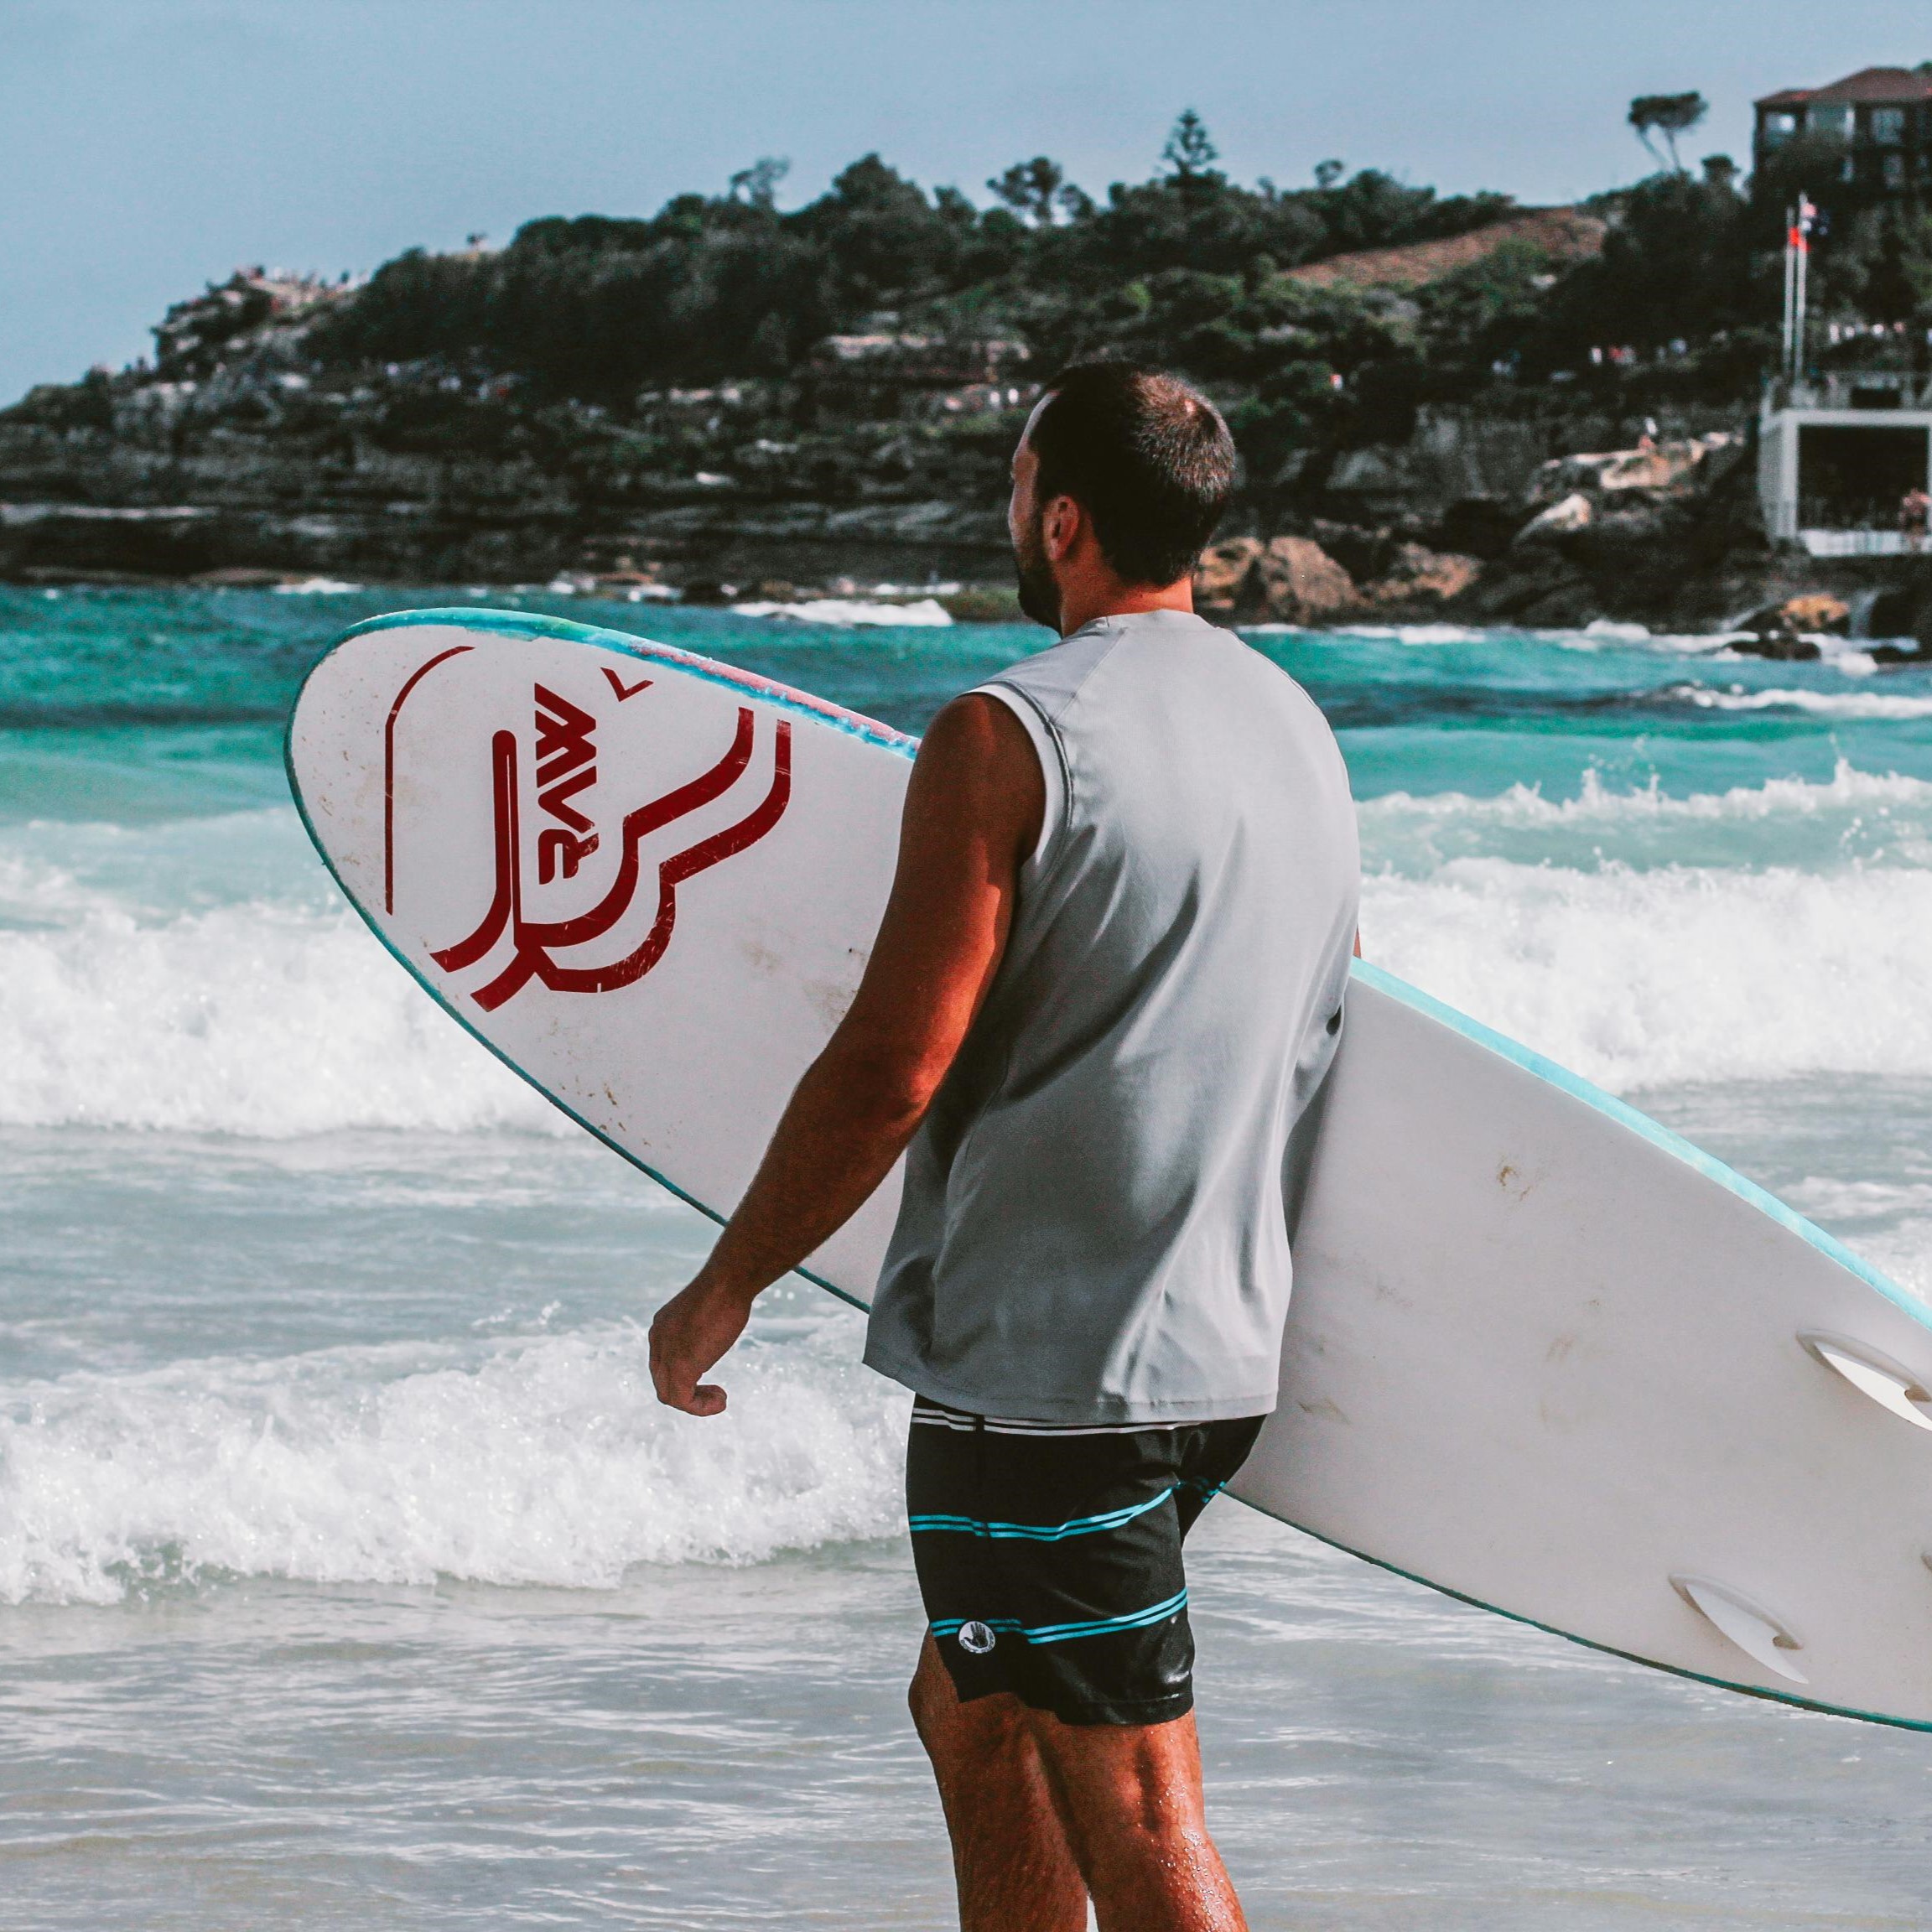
[5,131,1929,650]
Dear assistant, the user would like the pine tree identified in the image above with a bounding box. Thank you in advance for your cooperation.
[1161,110,1221,182]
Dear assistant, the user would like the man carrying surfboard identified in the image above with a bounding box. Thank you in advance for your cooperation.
[651,363,1360,1931]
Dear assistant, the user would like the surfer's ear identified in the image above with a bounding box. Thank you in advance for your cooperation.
[1040,491,1083,564]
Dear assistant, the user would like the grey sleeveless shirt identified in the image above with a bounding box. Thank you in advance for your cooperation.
[863,608,1360,1425]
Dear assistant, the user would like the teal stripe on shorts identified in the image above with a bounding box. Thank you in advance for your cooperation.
[907,1486,1176,1543]
[931,1587,1190,1649]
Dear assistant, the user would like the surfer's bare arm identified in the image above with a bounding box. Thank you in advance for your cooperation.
[649,693,1044,1415]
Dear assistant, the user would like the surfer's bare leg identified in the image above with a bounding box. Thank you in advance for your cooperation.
[1023,1706,1247,1932]
[909,1637,1088,1932]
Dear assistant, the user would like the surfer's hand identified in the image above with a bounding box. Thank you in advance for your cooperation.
[648,1274,751,1415]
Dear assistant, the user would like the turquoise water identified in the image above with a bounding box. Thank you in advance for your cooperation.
[5,584,1932,1927]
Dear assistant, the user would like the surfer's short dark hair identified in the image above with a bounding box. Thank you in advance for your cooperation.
[1027,362,1236,587]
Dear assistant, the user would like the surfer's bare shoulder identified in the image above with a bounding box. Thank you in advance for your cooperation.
[909,692,1044,867]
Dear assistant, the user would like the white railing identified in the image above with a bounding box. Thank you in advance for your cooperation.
[1799,528,1930,558]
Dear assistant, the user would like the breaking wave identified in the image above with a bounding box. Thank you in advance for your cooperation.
[3,769,1930,1131]
[1363,855,1932,1090]
[729,596,953,627]
[1360,760,1932,830]
[0,817,550,1135]
[1675,686,1932,720]
[0,1315,903,1605]
[1358,761,1932,875]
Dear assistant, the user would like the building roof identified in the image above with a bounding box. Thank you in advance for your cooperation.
[1756,66,1932,111]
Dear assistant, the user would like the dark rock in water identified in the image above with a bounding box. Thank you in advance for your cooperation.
[1868,641,1929,666]
[1731,593,1844,661]
[1513,580,1602,628]
[1867,587,1919,641]
[939,584,1022,623]
[193,565,297,587]
[1742,593,1850,637]
[678,579,731,605]
[1731,631,1822,662]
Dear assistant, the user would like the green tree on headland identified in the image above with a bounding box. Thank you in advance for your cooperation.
[1628,93,1709,174]
[728,158,789,210]
[310,122,1516,406]
[1161,110,1222,182]
[988,157,1091,228]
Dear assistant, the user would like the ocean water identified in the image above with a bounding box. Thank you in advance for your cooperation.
[4,584,1932,1928]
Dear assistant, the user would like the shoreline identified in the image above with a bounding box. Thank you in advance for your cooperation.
[8,557,1930,662]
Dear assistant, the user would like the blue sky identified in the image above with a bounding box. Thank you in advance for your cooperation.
[1,0,1921,402]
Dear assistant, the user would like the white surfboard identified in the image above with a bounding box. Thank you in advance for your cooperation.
[288,607,1932,1731]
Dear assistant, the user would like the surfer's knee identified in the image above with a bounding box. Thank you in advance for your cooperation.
[1026,1708,1208,1841]
[909,1635,971,1753]
[909,1639,1029,1772]
[907,1639,948,1742]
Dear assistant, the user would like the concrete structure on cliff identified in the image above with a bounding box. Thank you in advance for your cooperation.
[1758,373,1932,555]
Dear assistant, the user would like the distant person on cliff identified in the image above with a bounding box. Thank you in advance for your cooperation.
[649,363,1360,1931]
[1901,486,1929,548]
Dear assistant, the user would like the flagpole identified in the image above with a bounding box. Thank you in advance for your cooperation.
[1788,195,1814,388]
[1782,205,1796,385]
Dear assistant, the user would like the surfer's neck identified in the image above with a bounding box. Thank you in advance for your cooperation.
[1055,574,1195,638]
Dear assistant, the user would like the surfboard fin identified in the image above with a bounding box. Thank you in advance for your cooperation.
[1671,1576,1809,1684]
[1798,1332,1932,1433]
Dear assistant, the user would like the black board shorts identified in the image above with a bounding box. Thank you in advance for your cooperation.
[906,1396,1265,1727]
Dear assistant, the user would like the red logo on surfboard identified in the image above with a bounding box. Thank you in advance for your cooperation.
[388,657,790,1009]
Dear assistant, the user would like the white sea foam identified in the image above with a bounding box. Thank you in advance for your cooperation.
[1358,762,1932,877]
[0,1317,903,1605]
[1363,857,1932,1090]
[1853,1226,1932,1304]
[1676,686,1932,720]
[730,596,953,628]
[1361,760,1932,830]
[1785,1176,1932,1224]
[0,892,550,1134]
[1244,621,1727,654]
[273,577,361,595]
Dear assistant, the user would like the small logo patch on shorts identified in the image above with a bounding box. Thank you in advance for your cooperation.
[956,1620,997,1655]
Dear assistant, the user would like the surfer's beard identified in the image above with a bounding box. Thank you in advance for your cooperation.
[1013,508,1061,631]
